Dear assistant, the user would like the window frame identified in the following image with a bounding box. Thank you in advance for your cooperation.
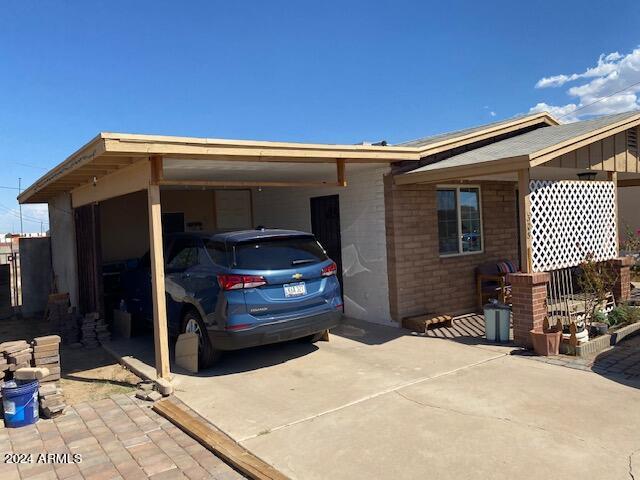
[436,184,484,258]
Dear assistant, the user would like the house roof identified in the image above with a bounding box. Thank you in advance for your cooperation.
[19,110,638,204]
[397,112,558,148]
[396,111,640,184]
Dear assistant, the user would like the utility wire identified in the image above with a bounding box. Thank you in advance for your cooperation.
[556,79,640,120]
[0,203,49,224]
[14,162,48,171]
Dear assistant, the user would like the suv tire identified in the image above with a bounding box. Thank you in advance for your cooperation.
[182,309,221,368]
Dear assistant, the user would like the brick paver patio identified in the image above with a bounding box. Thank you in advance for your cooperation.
[422,314,640,383]
[0,394,245,480]
[524,333,640,383]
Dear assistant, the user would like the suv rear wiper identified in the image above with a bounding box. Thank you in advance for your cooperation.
[291,259,316,265]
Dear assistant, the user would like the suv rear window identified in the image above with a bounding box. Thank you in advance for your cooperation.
[233,236,328,270]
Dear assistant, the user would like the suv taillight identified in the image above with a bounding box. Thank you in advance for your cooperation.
[321,262,337,277]
[217,274,267,290]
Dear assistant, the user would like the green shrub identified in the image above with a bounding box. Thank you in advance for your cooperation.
[593,310,608,324]
[607,304,640,326]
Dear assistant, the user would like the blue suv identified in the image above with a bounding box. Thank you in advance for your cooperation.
[121,229,343,367]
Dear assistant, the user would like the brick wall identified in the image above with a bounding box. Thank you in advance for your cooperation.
[609,256,635,302]
[384,178,519,322]
[508,272,550,347]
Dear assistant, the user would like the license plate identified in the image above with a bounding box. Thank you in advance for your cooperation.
[284,282,306,298]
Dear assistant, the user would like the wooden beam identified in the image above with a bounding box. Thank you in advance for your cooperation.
[71,161,150,208]
[336,159,347,187]
[608,171,619,256]
[148,183,170,380]
[150,155,163,184]
[104,137,417,162]
[618,178,640,187]
[518,169,532,273]
[158,179,345,188]
[153,399,289,480]
[394,155,530,185]
[93,157,135,165]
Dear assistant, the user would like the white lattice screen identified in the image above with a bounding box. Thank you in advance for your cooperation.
[529,180,618,272]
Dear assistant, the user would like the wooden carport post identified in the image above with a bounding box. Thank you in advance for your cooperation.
[148,155,171,379]
[517,168,532,273]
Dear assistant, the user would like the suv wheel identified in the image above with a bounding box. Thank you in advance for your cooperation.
[182,310,221,368]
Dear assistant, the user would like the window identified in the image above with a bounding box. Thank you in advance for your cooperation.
[204,240,228,266]
[233,236,328,269]
[437,186,482,255]
[166,239,200,271]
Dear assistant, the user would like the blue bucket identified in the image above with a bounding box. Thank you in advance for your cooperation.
[2,380,39,428]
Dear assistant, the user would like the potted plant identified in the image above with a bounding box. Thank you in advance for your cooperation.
[530,317,562,356]
[576,254,618,335]
[590,310,609,337]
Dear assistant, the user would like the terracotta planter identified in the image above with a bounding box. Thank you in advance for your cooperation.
[530,330,562,356]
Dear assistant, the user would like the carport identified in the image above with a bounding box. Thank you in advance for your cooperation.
[18,133,419,378]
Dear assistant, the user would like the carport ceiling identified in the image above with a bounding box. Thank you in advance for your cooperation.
[162,158,379,184]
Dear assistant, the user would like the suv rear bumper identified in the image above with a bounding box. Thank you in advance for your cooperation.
[208,310,343,350]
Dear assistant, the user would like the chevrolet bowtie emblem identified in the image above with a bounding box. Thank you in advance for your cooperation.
[292,273,303,280]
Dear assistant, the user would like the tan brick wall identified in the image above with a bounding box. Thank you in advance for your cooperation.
[609,256,635,302]
[384,177,519,322]
[508,272,550,347]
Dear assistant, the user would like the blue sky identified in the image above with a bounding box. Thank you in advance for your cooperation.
[1,0,639,233]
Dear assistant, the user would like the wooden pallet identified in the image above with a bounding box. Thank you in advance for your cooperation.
[153,398,289,480]
[402,313,453,333]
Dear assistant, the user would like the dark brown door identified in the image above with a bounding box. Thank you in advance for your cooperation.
[310,195,343,288]
[74,204,104,317]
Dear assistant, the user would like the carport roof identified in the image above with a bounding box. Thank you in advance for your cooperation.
[18,132,422,204]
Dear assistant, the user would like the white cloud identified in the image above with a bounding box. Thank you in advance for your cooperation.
[0,203,49,234]
[529,102,579,122]
[530,47,640,122]
[483,106,497,117]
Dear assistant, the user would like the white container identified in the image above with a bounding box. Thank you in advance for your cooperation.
[484,301,511,343]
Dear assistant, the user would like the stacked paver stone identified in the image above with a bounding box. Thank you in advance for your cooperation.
[0,340,31,404]
[46,294,80,344]
[95,315,111,344]
[32,335,66,418]
[2,340,32,372]
[80,312,111,347]
[0,342,15,399]
[80,312,99,348]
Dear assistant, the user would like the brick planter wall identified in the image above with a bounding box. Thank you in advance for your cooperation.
[384,177,519,322]
[507,272,550,348]
[608,256,635,303]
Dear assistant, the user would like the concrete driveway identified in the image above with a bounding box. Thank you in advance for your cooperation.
[109,319,640,480]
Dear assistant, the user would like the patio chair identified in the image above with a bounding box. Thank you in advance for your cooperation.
[475,260,519,311]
